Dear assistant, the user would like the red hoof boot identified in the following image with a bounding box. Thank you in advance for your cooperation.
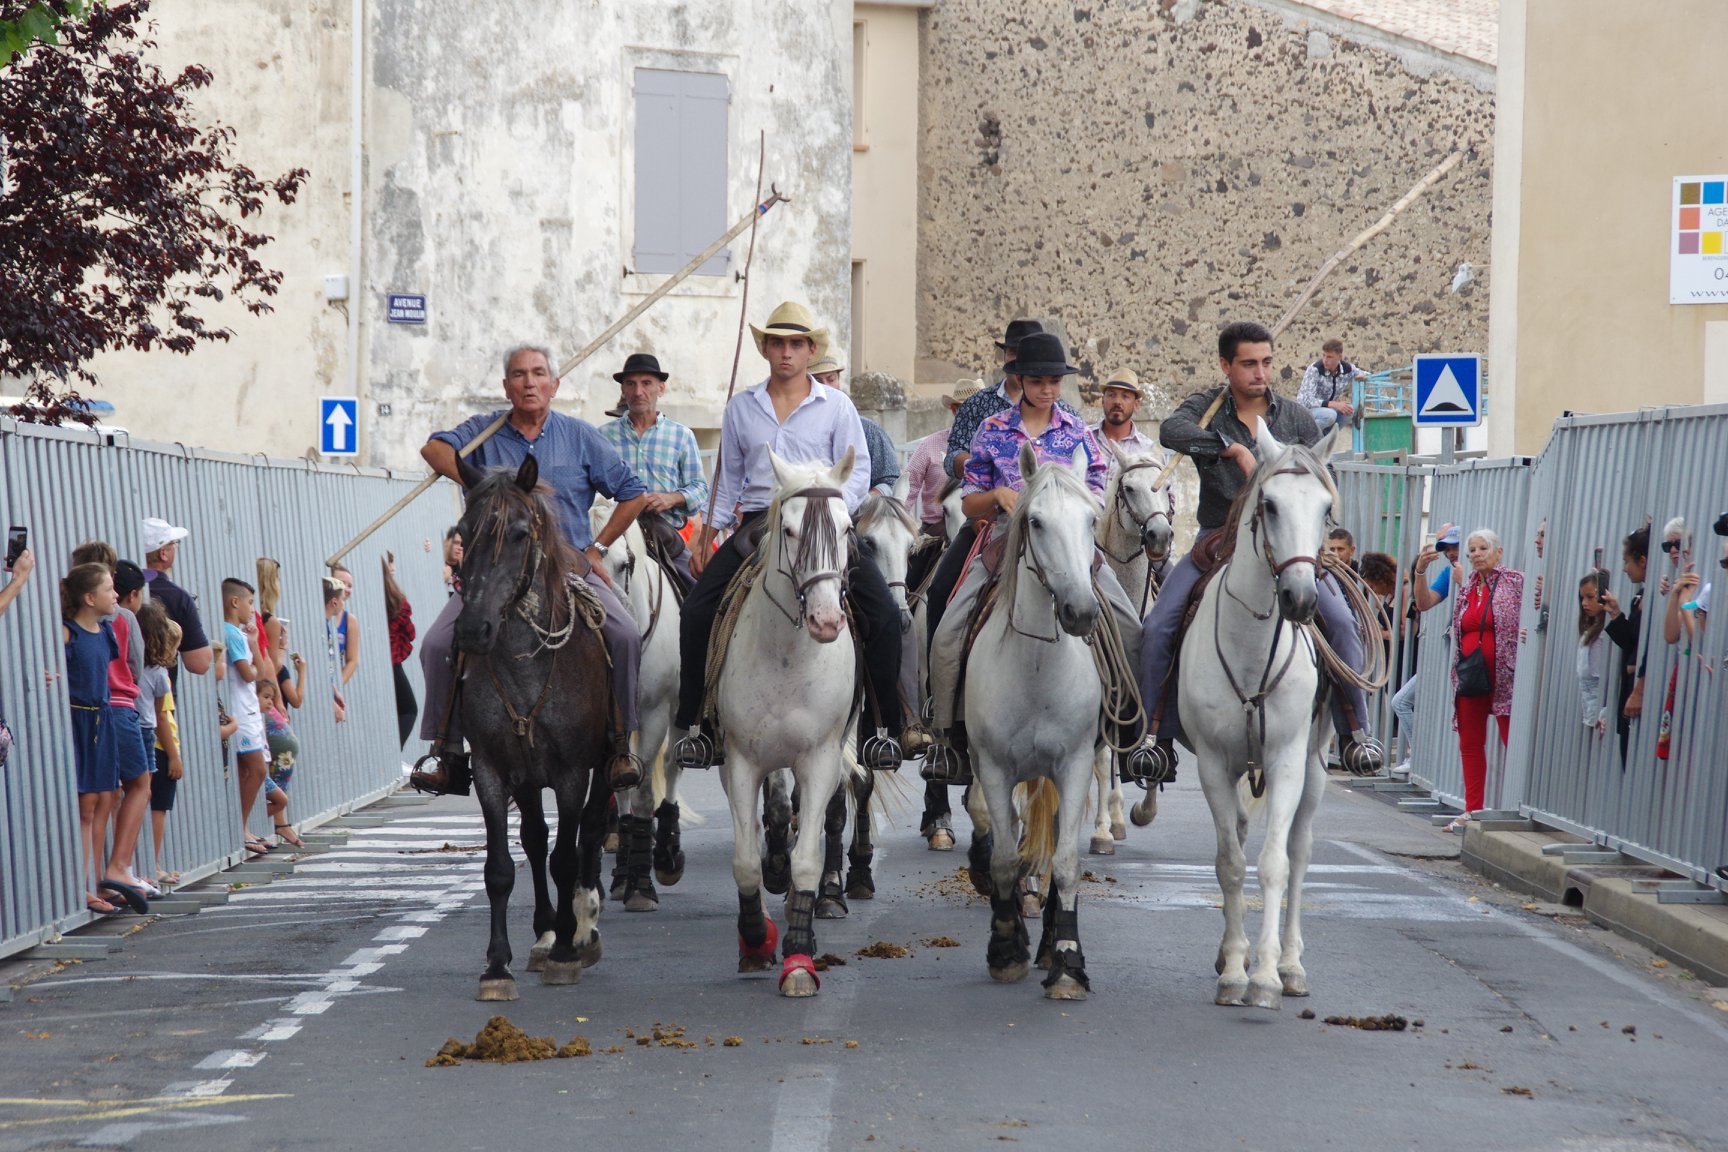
[738,917,779,972]
[779,953,821,996]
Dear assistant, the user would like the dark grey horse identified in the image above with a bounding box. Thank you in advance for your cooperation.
[454,455,612,1001]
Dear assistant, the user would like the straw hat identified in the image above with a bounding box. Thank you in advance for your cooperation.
[751,301,830,360]
[1100,368,1145,400]
[808,353,844,375]
[941,378,986,407]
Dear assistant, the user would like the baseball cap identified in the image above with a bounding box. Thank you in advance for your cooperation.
[142,517,190,553]
[1437,526,1461,547]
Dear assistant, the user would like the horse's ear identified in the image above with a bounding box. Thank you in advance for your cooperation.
[828,446,856,489]
[769,448,794,493]
[1069,444,1088,476]
[1253,416,1285,462]
[1018,440,1039,481]
[892,468,910,504]
[1311,425,1342,460]
[1105,438,1128,465]
[456,454,485,490]
[514,454,539,493]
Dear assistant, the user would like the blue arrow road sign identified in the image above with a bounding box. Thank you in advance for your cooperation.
[1412,355,1482,428]
[320,397,359,456]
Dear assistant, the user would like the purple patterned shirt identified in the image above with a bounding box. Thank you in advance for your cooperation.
[962,404,1108,503]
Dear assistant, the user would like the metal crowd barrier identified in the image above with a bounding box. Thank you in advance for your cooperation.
[1334,405,1728,889]
[0,418,460,959]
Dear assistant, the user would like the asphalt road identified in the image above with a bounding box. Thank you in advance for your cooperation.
[3,767,1726,1152]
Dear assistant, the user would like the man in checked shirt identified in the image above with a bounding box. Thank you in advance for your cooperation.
[600,352,709,590]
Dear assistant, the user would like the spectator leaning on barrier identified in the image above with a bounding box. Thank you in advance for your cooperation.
[442,527,464,595]
[62,562,122,915]
[1325,526,1358,572]
[221,578,271,855]
[1445,528,1525,831]
[322,576,348,723]
[331,563,360,688]
[1602,524,1649,766]
[1358,551,1398,662]
[137,601,184,887]
[1296,338,1365,434]
[1577,569,1612,738]
[103,559,156,906]
[0,542,34,768]
[1391,523,1460,774]
[142,517,211,679]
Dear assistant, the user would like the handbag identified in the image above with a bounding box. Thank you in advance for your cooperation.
[1455,575,1498,698]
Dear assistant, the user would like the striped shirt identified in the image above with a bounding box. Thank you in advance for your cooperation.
[903,430,951,526]
[600,413,709,528]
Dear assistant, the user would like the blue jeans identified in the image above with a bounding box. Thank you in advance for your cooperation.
[1309,406,1341,433]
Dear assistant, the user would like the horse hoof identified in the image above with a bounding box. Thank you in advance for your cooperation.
[577,931,602,968]
[540,960,583,986]
[1280,971,1310,998]
[655,853,686,888]
[989,961,1030,984]
[1088,835,1115,856]
[738,954,775,974]
[779,957,820,998]
[477,978,519,1002]
[1020,892,1043,920]
[844,879,875,902]
[1130,801,1157,828]
[625,890,659,913]
[1214,979,1248,1007]
[610,879,628,902]
[763,858,791,897]
[815,896,848,920]
[526,935,553,973]
[1246,982,1283,1011]
[927,830,955,852]
[1110,820,1127,842]
[1044,974,1089,1001]
[968,867,994,897]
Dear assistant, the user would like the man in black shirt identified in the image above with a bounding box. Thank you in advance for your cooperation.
[1134,321,1380,781]
[1602,525,1649,765]
[142,517,212,683]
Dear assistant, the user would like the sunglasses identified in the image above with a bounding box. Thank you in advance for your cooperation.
[1661,539,1683,554]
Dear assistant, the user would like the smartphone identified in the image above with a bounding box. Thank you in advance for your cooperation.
[4,526,24,571]
[1593,547,1606,594]
[1423,533,1437,553]
[274,617,291,627]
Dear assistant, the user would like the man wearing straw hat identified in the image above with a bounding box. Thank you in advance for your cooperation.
[409,344,650,797]
[810,351,901,497]
[673,301,919,767]
[1092,368,1160,467]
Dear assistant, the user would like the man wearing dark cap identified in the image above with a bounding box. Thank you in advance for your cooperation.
[600,352,709,588]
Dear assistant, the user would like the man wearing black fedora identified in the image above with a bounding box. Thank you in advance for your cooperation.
[600,352,708,589]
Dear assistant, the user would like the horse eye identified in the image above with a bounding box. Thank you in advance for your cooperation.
[1263,500,1278,517]
[1028,516,1042,530]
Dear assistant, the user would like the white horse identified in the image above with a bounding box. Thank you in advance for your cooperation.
[1180,422,1340,1011]
[1091,444,1178,851]
[715,450,864,997]
[967,443,1106,1000]
[589,508,686,913]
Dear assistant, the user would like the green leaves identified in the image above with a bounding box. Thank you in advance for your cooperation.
[0,1,90,67]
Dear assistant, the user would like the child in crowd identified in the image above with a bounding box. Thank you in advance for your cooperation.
[323,576,348,723]
[222,578,271,855]
[137,601,185,886]
[62,562,121,915]
[104,560,155,905]
[1578,570,1611,737]
[258,677,304,848]
[332,563,360,687]
[258,557,305,709]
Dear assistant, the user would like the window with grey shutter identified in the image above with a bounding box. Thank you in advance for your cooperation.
[633,68,730,276]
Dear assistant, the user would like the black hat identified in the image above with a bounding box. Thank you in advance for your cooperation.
[994,318,1044,351]
[1003,332,1077,377]
[114,560,147,597]
[613,352,669,384]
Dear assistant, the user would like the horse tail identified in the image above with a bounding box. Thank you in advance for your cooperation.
[1236,773,1267,825]
[1016,778,1060,876]
[648,745,667,807]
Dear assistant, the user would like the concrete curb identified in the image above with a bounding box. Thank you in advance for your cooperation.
[1462,823,1728,988]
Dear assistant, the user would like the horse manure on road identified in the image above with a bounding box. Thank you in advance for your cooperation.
[426,1015,594,1065]
[922,936,962,948]
[723,1036,745,1047]
[1297,1009,1316,1019]
[813,953,848,971]
[1322,1014,1409,1031]
[855,941,912,959]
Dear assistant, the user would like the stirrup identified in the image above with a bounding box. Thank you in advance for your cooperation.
[861,727,903,772]
[674,726,721,770]
[408,749,471,797]
[920,736,972,785]
[1122,740,1176,789]
[1340,732,1384,777]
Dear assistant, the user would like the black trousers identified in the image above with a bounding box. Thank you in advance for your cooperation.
[922,521,979,669]
[392,661,417,750]
[677,511,904,732]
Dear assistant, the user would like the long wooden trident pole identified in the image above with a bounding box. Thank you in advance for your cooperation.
[325,179,792,570]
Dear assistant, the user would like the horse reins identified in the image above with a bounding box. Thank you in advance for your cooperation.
[762,486,849,629]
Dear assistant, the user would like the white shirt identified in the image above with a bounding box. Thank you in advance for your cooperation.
[1091,420,1160,477]
[710,377,872,531]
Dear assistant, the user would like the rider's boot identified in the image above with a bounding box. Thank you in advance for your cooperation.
[608,735,643,793]
[673,724,724,770]
[1338,729,1385,777]
[408,749,471,797]
[899,722,935,759]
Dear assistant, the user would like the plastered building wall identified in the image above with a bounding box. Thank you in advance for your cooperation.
[915,0,1495,416]
[74,0,854,469]
[1489,0,1728,456]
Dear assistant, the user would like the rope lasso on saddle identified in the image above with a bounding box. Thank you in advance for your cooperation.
[1089,580,1147,757]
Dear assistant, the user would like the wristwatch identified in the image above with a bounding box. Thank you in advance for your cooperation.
[590,542,609,557]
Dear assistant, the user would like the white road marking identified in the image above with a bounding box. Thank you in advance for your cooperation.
[194,1051,265,1070]
[159,1079,233,1098]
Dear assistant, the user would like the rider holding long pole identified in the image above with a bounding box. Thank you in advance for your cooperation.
[1134,321,1382,782]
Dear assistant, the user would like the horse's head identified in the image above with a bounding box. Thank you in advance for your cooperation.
[1105,441,1176,562]
[767,447,856,644]
[1012,441,1101,638]
[855,489,918,632]
[588,498,642,599]
[453,455,568,654]
[1245,421,1340,624]
[939,476,968,544]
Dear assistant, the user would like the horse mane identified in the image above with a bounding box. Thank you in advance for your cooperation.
[465,469,577,630]
[1213,439,1338,567]
[764,462,846,578]
[937,475,963,502]
[856,491,917,538]
[1000,457,1095,613]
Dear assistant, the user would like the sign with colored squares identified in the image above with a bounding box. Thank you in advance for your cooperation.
[1670,176,1728,304]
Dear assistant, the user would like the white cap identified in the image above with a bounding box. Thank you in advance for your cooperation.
[142,517,190,553]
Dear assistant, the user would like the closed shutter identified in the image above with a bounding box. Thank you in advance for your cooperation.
[633,68,730,276]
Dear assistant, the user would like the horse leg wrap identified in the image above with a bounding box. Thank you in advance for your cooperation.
[784,889,818,959]
[845,845,875,899]
[737,890,773,954]
[823,792,847,877]
[652,800,683,874]
[627,817,654,890]
[609,817,632,899]
[1040,906,1089,991]
[986,890,1031,970]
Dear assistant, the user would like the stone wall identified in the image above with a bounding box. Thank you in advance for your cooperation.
[915,0,1495,412]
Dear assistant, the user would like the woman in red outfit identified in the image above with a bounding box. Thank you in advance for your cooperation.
[1446,528,1524,830]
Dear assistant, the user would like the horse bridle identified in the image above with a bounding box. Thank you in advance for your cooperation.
[1101,459,1176,565]
[613,532,666,645]
[764,486,849,628]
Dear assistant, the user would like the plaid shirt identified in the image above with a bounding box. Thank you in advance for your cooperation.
[600,413,709,527]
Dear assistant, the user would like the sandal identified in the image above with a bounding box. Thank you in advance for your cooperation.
[86,895,120,915]
[98,879,150,914]
[275,823,305,849]
[1443,815,1471,834]
[157,870,181,887]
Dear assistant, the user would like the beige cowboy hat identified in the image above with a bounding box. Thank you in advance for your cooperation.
[751,300,830,360]
[941,377,986,407]
[1100,367,1145,400]
[808,353,844,375]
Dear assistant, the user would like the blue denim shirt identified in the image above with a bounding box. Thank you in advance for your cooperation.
[431,410,646,550]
